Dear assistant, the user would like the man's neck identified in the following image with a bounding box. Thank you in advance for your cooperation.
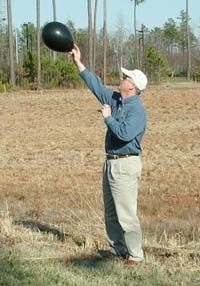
[121,91,136,99]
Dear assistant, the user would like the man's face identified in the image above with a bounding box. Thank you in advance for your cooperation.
[119,74,135,95]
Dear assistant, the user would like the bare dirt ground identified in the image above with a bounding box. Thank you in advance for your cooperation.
[0,84,200,245]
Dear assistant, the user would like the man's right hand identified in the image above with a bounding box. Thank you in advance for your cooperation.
[102,104,111,118]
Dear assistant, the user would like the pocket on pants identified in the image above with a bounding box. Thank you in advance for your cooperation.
[126,157,142,179]
[109,160,121,181]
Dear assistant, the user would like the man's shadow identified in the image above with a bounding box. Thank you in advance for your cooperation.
[13,220,116,268]
[14,220,66,242]
[65,254,107,269]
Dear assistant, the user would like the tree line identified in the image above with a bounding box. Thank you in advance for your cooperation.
[0,0,200,91]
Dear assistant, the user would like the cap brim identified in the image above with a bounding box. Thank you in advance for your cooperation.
[121,67,135,85]
[121,67,132,78]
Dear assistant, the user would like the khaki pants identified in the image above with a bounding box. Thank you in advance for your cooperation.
[103,156,144,261]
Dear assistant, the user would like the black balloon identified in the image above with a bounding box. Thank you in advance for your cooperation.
[42,21,74,52]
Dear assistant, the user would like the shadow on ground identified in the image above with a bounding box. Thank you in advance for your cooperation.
[66,253,107,269]
[14,220,66,241]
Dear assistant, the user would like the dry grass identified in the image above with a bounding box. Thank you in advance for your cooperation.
[0,84,200,285]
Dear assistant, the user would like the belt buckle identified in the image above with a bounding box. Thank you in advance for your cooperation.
[106,154,118,160]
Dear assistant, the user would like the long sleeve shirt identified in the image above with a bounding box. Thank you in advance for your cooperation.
[80,69,147,155]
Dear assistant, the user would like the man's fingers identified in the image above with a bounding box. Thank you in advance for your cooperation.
[73,43,80,53]
[73,43,78,50]
[102,104,110,110]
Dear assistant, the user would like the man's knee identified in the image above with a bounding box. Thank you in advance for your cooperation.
[118,216,140,233]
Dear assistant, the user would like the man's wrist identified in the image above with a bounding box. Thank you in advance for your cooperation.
[76,61,86,72]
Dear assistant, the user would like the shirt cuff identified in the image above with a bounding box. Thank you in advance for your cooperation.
[104,116,114,126]
[80,68,89,77]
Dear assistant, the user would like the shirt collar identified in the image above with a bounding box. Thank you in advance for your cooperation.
[121,95,140,105]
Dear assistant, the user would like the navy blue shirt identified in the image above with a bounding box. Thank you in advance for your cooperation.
[80,69,147,155]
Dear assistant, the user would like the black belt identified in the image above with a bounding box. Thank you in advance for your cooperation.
[106,153,139,160]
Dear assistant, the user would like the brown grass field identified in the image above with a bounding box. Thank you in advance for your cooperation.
[0,83,200,285]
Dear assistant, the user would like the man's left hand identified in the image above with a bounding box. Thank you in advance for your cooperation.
[102,104,111,118]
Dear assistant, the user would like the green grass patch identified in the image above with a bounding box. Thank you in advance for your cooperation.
[0,256,200,286]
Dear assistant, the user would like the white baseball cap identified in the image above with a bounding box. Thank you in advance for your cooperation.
[121,67,148,91]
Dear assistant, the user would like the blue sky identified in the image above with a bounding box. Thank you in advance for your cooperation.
[11,0,200,35]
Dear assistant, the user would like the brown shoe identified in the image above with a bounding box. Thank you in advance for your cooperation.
[124,259,138,266]
[98,249,116,259]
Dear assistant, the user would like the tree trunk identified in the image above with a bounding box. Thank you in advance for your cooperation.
[52,0,57,61]
[15,29,19,65]
[186,0,191,80]
[52,0,57,21]
[36,0,41,89]
[87,0,93,71]
[7,0,15,85]
[103,0,107,84]
[93,0,98,72]
[134,0,139,68]
[140,24,145,70]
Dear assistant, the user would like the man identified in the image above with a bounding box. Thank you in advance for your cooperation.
[70,44,147,266]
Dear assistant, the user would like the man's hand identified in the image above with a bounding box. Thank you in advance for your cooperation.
[102,104,111,118]
[69,44,81,64]
[69,44,85,72]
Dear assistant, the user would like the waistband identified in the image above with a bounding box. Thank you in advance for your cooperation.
[106,153,139,160]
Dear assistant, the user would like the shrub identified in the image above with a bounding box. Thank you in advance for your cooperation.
[144,45,169,83]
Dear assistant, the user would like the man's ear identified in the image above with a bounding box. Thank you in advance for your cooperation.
[129,83,135,91]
